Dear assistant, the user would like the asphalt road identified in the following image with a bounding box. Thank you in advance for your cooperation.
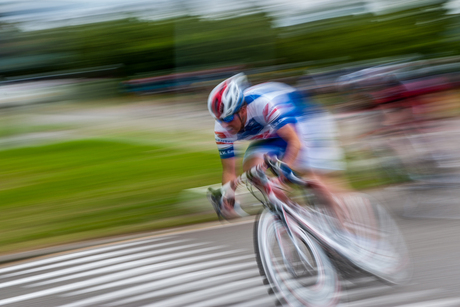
[2,197,460,307]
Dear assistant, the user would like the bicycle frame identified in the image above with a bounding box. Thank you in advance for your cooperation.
[245,165,313,265]
[240,161,350,266]
[240,159,368,271]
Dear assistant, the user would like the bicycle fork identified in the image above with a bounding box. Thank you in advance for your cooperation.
[273,205,317,276]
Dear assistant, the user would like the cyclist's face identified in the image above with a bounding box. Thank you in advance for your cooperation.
[220,106,246,134]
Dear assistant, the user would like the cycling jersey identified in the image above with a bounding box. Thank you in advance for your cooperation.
[214,82,310,159]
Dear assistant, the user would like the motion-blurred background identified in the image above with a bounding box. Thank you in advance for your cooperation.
[2,0,460,254]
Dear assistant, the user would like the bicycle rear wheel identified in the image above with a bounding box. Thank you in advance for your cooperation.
[254,210,340,307]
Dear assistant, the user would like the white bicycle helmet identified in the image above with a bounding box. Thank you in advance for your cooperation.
[208,73,248,122]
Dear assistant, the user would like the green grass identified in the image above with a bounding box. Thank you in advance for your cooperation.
[0,139,222,254]
[0,124,76,138]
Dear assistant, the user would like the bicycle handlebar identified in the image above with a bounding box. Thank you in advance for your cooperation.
[208,155,307,213]
[231,155,305,191]
[263,155,306,186]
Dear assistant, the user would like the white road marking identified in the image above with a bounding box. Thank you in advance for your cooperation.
[0,242,204,289]
[66,253,255,296]
[341,285,394,302]
[61,265,259,307]
[341,277,376,288]
[395,297,460,307]
[186,284,269,307]
[4,239,190,277]
[0,246,224,306]
[344,289,444,307]
[0,237,167,275]
[33,248,246,288]
[229,296,276,307]
[139,277,264,307]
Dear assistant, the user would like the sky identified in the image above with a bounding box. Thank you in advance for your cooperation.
[0,0,456,31]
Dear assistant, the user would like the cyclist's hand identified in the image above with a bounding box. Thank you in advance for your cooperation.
[264,155,296,184]
[220,181,240,220]
[275,160,296,184]
[221,181,236,206]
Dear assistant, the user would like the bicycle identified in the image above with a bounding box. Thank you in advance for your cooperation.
[208,155,411,307]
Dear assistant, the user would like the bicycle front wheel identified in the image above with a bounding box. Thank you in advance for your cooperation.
[254,210,340,307]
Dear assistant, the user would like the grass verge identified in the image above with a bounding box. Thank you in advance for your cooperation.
[0,139,222,254]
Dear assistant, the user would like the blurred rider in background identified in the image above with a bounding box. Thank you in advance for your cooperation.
[208,73,351,221]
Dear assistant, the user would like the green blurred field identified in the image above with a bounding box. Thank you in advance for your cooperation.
[0,101,398,255]
[0,139,222,254]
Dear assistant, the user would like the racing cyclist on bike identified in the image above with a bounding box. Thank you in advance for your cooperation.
[208,73,350,221]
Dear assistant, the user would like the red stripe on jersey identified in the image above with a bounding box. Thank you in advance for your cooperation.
[215,132,227,139]
[267,107,278,121]
[263,104,269,119]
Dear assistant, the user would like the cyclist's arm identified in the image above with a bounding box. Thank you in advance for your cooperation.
[221,157,237,185]
[261,99,301,167]
[214,122,238,184]
[276,123,302,167]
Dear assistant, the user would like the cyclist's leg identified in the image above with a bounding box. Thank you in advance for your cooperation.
[296,111,348,186]
[296,111,365,231]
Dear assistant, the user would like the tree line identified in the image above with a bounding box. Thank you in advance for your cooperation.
[0,0,458,79]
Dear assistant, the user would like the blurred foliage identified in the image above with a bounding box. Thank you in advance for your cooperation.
[174,14,276,69]
[276,1,455,64]
[1,1,459,78]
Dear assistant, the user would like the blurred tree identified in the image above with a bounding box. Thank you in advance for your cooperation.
[276,1,454,64]
[71,18,176,75]
[0,1,458,78]
[174,13,276,69]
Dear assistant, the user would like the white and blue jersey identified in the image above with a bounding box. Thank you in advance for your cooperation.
[214,82,314,159]
[213,81,345,172]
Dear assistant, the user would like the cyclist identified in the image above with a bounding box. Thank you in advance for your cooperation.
[208,73,348,220]
[337,66,454,127]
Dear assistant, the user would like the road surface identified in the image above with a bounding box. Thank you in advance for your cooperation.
[1,203,460,307]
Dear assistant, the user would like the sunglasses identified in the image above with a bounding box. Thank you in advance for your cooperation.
[219,114,235,123]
